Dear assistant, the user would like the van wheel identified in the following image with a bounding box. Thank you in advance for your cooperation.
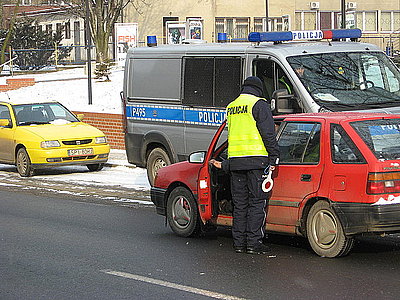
[87,163,104,172]
[146,147,171,186]
[167,187,201,237]
[306,201,354,258]
[16,148,34,177]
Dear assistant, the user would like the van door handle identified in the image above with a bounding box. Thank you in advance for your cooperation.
[301,174,312,182]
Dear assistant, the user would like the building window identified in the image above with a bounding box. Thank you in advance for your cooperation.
[365,11,378,32]
[56,23,62,36]
[295,11,317,30]
[65,21,71,39]
[215,17,250,41]
[46,24,52,34]
[254,18,264,32]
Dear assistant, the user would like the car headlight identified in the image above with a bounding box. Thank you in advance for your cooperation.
[41,140,61,148]
[95,136,107,144]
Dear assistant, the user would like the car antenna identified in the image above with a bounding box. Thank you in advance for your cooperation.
[6,92,11,101]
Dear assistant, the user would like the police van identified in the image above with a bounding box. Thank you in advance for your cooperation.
[122,29,400,184]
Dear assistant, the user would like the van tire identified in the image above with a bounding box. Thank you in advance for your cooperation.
[146,147,171,186]
[16,148,34,177]
[167,187,201,237]
[306,201,354,258]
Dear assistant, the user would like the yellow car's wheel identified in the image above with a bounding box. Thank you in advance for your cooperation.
[16,148,34,177]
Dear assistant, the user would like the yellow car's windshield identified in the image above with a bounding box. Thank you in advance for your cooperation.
[14,102,79,126]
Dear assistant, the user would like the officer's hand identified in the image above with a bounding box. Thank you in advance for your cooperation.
[270,165,276,171]
[209,159,222,169]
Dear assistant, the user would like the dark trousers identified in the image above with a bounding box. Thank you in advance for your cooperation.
[230,169,269,247]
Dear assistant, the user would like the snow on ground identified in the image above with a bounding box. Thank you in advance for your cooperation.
[0,67,152,195]
[0,66,124,114]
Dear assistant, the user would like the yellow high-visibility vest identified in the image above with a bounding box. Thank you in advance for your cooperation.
[226,94,269,158]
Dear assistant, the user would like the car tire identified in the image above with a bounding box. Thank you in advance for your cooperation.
[87,163,104,172]
[16,148,34,177]
[306,201,354,258]
[146,147,171,186]
[167,187,201,237]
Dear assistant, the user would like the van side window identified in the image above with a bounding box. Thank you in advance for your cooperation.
[331,124,365,163]
[183,57,242,108]
[278,122,321,164]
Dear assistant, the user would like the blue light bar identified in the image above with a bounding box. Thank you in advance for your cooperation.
[248,31,293,42]
[324,28,362,40]
[248,29,362,43]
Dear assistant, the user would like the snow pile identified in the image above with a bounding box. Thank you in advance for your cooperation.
[0,67,124,114]
[373,195,400,205]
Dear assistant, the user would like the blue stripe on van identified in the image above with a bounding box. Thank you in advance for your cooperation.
[126,104,226,126]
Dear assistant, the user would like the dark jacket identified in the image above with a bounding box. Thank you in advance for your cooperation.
[222,84,280,172]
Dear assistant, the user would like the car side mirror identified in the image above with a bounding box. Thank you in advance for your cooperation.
[0,119,11,128]
[76,114,84,121]
[272,89,295,114]
[188,151,206,164]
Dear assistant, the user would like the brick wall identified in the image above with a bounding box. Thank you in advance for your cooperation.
[73,111,125,150]
[0,78,35,92]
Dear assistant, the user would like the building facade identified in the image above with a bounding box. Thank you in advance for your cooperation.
[123,0,400,52]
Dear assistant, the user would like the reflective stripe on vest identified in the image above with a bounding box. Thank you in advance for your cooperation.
[226,94,269,158]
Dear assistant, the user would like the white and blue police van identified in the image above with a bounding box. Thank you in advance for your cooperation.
[122,29,400,184]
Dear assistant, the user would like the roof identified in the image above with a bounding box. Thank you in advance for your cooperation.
[128,40,381,59]
[0,99,59,106]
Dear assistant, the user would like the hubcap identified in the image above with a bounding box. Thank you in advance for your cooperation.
[311,209,338,249]
[172,196,191,228]
[17,151,28,174]
[152,158,166,178]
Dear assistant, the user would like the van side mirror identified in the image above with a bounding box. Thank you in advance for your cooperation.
[0,119,11,128]
[188,151,206,164]
[272,89,295,114]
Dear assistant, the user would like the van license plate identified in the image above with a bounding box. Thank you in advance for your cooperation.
[68,148,93,156]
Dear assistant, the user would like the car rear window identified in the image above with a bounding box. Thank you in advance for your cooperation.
[351,119,400,160]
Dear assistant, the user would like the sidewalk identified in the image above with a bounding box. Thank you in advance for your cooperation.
[106,149,135,168]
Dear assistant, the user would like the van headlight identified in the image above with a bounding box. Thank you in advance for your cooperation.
[41,140,61,148]
[95,136,107,144]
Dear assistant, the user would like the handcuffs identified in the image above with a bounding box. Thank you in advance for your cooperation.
[261,166,274,193]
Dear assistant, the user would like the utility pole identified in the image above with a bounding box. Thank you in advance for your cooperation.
[265,0,269,31]
[85,0,93,105]
[341,0,346,29]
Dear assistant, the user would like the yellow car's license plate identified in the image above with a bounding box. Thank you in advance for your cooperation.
[67,148,94,156]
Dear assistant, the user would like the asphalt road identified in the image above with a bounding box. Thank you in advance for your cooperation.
[2,187,400,300]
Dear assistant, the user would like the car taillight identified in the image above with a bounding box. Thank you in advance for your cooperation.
[367,172,400,194]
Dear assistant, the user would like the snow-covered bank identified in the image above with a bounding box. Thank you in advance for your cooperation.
[0,67,123,114]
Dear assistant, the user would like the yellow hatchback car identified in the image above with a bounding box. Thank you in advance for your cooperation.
[0,100,110,176]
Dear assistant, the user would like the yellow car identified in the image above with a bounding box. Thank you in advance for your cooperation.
[0,100,110,176]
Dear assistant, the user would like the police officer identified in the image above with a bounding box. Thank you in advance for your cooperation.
[210,76,279,254]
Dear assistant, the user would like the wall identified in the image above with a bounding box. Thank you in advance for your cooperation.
[73,111,125,150]
[0,78,35,92]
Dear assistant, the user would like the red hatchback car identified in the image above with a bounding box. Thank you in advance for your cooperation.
[151,113,400,257]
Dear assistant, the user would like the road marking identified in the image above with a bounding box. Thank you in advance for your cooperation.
[101,269,247,300]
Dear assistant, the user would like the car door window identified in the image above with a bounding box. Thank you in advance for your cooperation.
[278,122,321,164]
[0,105,12,127]
[331,124,365,163]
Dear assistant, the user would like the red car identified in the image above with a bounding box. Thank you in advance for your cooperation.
[151,113,400,257]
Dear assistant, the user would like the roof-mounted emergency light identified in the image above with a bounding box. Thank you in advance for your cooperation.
[248,28,362,43]
[147,35,157,47]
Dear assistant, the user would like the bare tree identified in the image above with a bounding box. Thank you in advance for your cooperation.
[75,0,147,69]
[0,0,20,73]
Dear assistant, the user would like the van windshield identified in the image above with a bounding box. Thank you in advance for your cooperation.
[351,119,400,160]
[287,52,400,111]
